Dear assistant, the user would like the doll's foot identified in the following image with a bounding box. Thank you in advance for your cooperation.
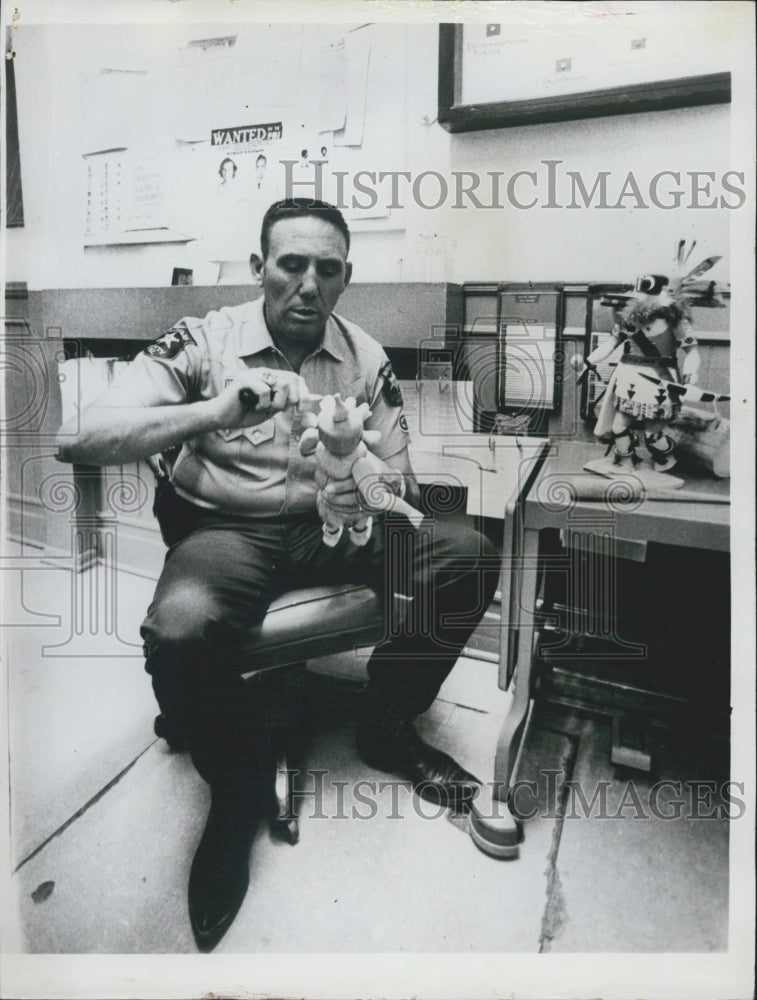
[605,432,642,469]
[322,523,343,547]
[347,517,372,546]
[645,432,676,471]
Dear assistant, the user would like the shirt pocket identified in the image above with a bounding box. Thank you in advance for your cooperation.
[216,418,276,447]
[241,418,276,448]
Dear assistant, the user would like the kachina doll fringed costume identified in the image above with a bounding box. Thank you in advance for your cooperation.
[574,242,725,476]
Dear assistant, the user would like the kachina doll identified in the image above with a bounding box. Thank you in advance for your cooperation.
[573,243,725,481]
[299,393,423,547]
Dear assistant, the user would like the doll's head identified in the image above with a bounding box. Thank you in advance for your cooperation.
[619,273,690,335]
[621,296,689,336]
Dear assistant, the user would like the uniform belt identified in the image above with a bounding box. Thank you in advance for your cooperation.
[174,491,321,525]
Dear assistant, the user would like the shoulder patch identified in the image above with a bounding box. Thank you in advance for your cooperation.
[379,361,403,407]
[144,327,196,360]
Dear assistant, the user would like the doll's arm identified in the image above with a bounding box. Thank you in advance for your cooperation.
[587,324,624,365]
[680,345,701,385]
[570,324,624,375]
[677,324,701,385]
[351,451,424,528]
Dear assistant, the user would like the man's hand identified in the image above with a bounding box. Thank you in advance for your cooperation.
[209,368,310,430]
[320,448,405,513]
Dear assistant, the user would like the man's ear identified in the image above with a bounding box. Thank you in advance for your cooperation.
[344,261,353,287]
[250,253,264,286]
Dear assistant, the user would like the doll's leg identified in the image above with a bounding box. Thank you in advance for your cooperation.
[317,496,344,547]
[606,412,642,468]
[322,523,343,546]
[347,515,373,547]
[644,420,677,471]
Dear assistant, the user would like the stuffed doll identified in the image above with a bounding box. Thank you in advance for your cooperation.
[298,393,423,547]
[573,242,726,476]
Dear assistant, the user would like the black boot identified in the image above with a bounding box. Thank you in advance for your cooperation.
[188,786,261,952]
[356,691,481,810]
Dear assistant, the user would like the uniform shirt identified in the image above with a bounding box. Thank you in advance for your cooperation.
[108,297,411,516]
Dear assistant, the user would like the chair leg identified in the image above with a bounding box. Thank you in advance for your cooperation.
[272,749,299,845]
[252,663,307,846]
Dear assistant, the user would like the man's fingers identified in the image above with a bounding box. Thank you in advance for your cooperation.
[251,371,310,411]
[319,475,360,511]
[241,379,270,410]
[324,478,356,496]
[315,471,355,495]
[322,492,362,513]
[271,385,290,410]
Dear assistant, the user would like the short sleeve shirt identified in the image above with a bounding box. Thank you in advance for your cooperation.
[107,298,411,516]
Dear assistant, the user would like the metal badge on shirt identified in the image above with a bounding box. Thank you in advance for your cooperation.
[144,327,196,360]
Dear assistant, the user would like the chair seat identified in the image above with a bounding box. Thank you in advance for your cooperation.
[240,583,392,673]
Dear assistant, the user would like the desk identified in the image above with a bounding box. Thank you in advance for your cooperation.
[494,440,729,798]
[409,434,548,513]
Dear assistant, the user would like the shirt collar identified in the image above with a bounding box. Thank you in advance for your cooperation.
[237,297,344,362]
[319,314,346,362]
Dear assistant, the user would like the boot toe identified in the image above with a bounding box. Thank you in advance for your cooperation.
[189,857,250,952]
[187,794,259,952]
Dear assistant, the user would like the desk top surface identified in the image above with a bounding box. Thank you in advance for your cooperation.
[409,435,549,519]
[525,440,729,552]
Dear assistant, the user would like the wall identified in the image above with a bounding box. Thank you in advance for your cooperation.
[5,19,735,293]
[5,21,447,290]
[447,104,733,286]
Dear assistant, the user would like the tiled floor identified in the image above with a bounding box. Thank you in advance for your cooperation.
[3,559,731,955]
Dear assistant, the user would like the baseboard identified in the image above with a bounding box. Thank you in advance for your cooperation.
[5,495,47,549]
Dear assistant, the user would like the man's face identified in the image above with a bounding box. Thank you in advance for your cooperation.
[258,216,351,343]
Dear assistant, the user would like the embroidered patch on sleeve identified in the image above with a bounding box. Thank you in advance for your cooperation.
[144,327,196,360]
[379,361,403,407]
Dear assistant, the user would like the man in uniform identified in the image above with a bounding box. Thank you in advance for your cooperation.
[57,199,499,951]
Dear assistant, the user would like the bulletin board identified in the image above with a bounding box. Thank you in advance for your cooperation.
[81,23,408,254]
[438,20,731,133]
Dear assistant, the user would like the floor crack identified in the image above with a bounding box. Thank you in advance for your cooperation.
[538,730,580,953]
[13,740,158,874]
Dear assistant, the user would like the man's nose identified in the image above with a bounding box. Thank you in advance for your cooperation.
[299,266,318,297]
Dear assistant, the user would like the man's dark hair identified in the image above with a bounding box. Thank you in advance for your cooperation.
[260,198,351,259]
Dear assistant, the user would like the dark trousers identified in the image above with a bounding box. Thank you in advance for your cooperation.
[142,498,499,790]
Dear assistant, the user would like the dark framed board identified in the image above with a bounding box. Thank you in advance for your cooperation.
[438,22,731,134]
